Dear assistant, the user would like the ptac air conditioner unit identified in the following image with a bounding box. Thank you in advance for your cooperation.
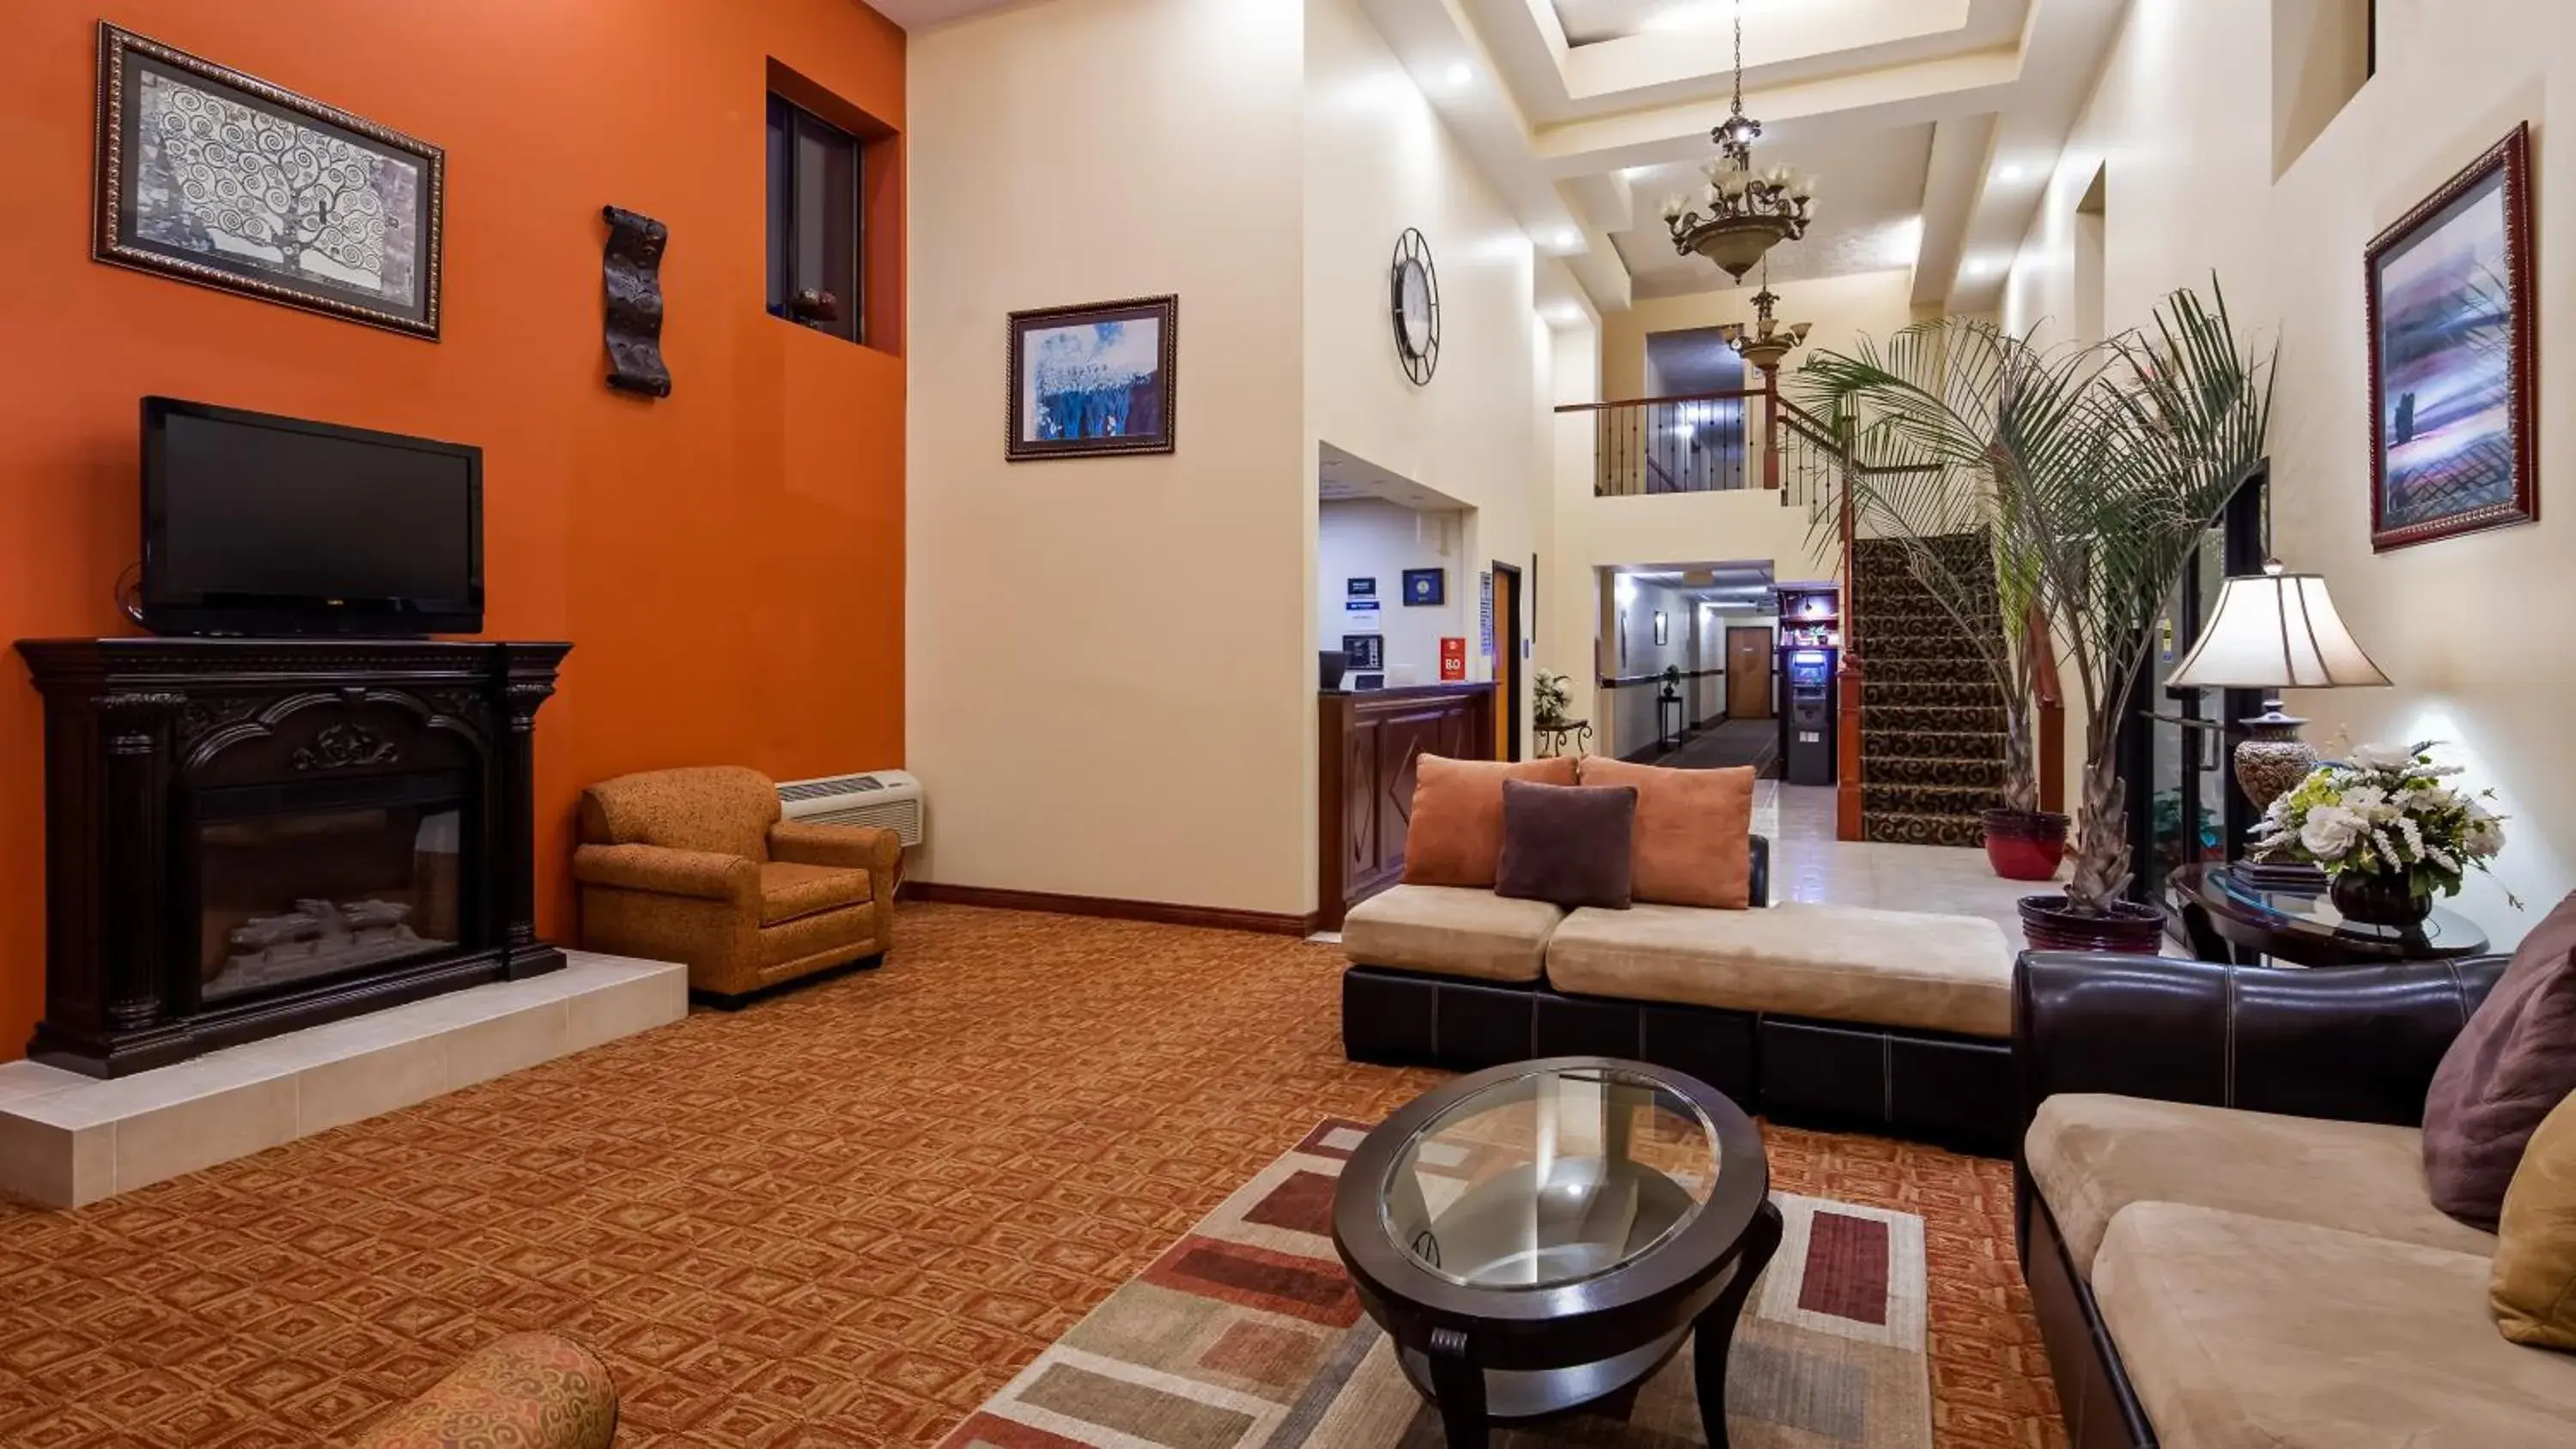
[775,769,923,846]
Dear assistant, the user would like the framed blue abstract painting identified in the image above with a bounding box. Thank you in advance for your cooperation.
[1006,294,1177,460]
[2365,124,2536,550]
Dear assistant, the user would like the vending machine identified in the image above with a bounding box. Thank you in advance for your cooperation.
[1779,646,1839,785]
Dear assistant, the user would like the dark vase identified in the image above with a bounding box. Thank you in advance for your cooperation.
[2019,894,2166,955]
[2330,871,2433,928]
[1983,809,2070,882]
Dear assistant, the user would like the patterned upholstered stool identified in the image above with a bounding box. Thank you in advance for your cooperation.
[353,1333,618,1448]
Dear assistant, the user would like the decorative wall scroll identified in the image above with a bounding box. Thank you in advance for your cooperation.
[602,205,671,397]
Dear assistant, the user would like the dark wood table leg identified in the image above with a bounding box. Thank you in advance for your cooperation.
[1692,1199,1783,1448]
[1426,1326,1488,1449]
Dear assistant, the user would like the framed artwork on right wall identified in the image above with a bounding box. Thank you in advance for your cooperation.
[2364,122,2537,551]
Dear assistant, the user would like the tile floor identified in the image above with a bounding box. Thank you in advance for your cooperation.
[1760,780,2050,947]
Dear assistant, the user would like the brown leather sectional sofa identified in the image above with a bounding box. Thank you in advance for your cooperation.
[2014,950,2576,1447]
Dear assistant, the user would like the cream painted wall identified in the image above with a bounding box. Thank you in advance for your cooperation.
[1606,267,1923,401]
[2000,1,2276,355]
[908,0,1561,919]
[906,0,1309,913]
[1607,574,1694,758]
[1303,0,1547,734]
[2002,0,2576,943]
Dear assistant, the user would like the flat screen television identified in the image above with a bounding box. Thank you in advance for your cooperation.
[141,397,483,636]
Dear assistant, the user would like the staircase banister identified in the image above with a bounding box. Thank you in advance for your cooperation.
[1552,386,1766,415]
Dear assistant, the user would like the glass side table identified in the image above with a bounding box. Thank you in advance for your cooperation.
[2170,864,2490,967]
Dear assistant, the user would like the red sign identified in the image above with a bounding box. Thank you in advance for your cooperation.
[1439,637,1467,681]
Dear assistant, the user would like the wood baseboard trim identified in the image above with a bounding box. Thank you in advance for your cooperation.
[899,881,1318,937]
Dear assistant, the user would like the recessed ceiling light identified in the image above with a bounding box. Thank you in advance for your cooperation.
[1999,164,2024,183]
[1554,229,1578,248]
[1445,63,1472,88]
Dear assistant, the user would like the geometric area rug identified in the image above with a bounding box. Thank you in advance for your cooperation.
[938,1119,1930,1448]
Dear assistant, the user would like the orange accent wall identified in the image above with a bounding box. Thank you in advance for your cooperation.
[0,2,905,1058]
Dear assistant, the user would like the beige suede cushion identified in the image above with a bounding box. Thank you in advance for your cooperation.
[2094,1202,2576,1447]
[2026,1094,2496,1282]
[1342,884,1564,984]
[1542,901,2012,1037]
[1574,758,1754,908]
[2494,1089,2576,1350]
[1401,755,1580,888]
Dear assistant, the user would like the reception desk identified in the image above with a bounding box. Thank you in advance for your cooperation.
[1317,682,1497,930]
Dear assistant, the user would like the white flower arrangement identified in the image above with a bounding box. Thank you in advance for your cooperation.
[1533,670,1572,728]
[2251,742,2509,901]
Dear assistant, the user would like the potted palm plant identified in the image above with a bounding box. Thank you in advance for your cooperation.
[1791,318,2073,878]
[1803,284,2275,949]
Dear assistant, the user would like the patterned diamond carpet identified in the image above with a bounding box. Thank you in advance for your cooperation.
[943,1120,1934,1448]
[0,905,2063,1446]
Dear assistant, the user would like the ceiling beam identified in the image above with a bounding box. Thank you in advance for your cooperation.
[1912,112,1996,308]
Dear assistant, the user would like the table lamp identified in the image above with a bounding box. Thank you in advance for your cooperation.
[2165,560,2391,886]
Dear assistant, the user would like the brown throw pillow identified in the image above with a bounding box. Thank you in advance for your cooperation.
[2493,1088,2576,1350]
[2426,892,2576,1227]
[1495,780,1637,911]
[1575,758,1756,908]
[1402,755,1580,888]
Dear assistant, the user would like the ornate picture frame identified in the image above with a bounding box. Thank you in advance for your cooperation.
[1006,294,1178,461]
[93,23,446,338]
[2363,123,2536,550]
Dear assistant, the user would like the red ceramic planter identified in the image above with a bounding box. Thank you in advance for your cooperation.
[1982,809,2069,882]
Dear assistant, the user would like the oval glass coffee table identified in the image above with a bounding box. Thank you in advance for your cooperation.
[1331,1057,1778,1448]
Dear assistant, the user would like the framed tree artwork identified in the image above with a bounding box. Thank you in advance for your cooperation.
[2364,123,2537,550]
[93,24,446,338]
[1007,295,1178,460]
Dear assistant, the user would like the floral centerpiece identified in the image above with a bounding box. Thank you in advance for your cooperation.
[1532,670,1572,728]
[2251,743,2509,925]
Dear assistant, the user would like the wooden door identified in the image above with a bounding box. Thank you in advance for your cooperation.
[1727,626,1774,718]
[1491,565,1522,761]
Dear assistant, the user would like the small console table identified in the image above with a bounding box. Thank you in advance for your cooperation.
[2170,864,2489,968]
[1534,718,1592,759]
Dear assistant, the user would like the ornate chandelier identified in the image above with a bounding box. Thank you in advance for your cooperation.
[1719,273,1811,373]
[1662,0,1815,282]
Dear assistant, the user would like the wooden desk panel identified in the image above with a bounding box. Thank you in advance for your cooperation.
[1318,683,1496,930]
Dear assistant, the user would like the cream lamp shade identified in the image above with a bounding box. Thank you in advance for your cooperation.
[2166,561,2391,690]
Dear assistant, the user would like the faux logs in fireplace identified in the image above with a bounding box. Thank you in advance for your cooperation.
[15,638,571,1077]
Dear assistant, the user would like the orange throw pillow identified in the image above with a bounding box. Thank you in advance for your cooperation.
[1402,755,1580,888]
[1576,759,1755,908]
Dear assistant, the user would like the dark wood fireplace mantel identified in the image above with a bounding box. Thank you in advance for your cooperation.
[16,637,572,1077]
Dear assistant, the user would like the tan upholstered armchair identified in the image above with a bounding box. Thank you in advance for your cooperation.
[573,766,897,1003]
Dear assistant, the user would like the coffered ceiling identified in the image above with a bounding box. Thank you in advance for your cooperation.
[884,0,2132,318]
[1364,0,2131,316]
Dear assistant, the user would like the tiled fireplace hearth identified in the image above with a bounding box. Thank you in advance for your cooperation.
[15,638,572,1077]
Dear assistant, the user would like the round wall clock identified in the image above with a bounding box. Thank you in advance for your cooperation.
[1390,228,1440,385]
